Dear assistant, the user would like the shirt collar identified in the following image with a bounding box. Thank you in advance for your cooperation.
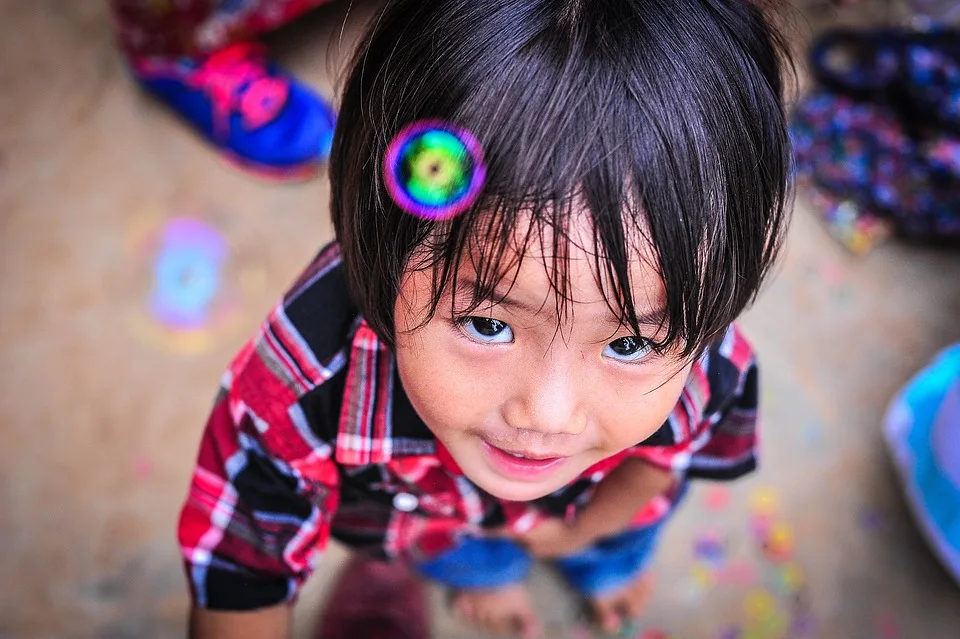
[334,319,712,469]
[334,319,464,474]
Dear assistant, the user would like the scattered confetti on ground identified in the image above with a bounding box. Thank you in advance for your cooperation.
[742,588,788,639]
[717,626,741,639]
[820,262,847,286]
[133,456,153,480]
[789,609,817,636]
[859,507,886,531]
[748,513,774,540]
[718,560,757,586]
[743,589,777,620]
[693,531,727,566]
[761,522,795,563]
[646,484,903,639]
[806,190,892,256]
[748,488,780,516]
[703,486,731,511]
[773,563,805,595]
[690,562,718,589]
[121,209,267,355]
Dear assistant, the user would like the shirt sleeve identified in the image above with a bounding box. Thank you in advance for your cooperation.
[176,337,341,611]
[626,325,760,481]
[686,355,759,480]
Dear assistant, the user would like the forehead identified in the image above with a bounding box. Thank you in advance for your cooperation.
[451,210,666,321]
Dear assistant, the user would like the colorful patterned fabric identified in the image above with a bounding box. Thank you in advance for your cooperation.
[791,27,960,242]
[791,92,960,239]
[810,27,960,134]
[108,0,332,58]
[177,242,761,610]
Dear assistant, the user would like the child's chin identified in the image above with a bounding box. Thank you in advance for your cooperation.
[468,468,565,503]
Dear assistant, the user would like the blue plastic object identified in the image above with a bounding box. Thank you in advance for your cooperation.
[885,343,960,584]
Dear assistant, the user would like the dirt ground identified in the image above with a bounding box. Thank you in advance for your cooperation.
[1,0,959,637]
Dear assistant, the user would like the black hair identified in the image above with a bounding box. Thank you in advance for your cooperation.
[330,0,793,358]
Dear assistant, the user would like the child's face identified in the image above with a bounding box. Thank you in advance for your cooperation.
[394,214,691,502]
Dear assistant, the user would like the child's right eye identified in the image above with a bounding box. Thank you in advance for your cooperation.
[459,317,514,344]
[603,335,653,363]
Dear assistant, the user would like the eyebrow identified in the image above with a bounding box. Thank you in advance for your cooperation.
[619,305,668,329]
[455,277,544,315]
[455,277,668,329]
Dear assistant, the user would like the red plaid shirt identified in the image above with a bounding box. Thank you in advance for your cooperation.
[177,242,760,610]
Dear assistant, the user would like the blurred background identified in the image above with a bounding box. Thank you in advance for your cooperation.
[1,0,958,637]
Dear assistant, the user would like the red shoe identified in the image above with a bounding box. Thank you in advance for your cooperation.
[315,554,430,639]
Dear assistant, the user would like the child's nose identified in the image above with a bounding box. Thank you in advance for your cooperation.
[501,357,587,436]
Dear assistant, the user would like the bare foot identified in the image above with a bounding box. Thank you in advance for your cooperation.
[452,583,543,638]
[590,573,654,635]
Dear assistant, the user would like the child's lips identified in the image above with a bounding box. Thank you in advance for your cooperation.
[479,440,572,480]
[491,446,564,461]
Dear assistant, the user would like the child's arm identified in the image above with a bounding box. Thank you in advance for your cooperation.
[190,605,290,639]
[570,456,674,541]
[518,457,673,558]
[179,340,342,637]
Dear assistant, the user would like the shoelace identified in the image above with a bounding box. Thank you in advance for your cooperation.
[186,43,290,138]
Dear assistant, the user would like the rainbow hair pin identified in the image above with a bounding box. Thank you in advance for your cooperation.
[383,120,486,220]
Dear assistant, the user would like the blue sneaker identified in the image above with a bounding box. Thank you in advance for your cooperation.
[132,43,336,181]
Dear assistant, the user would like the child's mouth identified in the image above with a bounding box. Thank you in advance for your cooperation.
[479,440,570,481]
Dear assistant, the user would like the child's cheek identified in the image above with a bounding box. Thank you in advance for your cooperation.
[395,328,498,435]
[603,363,692,450]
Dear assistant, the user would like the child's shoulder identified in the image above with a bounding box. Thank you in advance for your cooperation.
[231,242,360,398]
[275,241,360,365]
[699,324,757,415]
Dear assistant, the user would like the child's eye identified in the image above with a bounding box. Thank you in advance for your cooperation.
[459,317,514,344]
[603,336,653,363]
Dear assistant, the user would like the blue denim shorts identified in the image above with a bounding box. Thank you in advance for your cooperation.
[415,516,668,597]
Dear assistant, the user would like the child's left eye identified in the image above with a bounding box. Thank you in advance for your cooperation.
[603,336,653,363]
[459,317,514,344]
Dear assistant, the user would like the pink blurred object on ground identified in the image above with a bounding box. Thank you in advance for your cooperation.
[315,554,430,639]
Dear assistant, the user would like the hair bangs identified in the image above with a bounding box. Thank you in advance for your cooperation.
[331,0,792,353]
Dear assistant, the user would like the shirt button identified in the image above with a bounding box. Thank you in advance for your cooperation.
[393,492,419,512]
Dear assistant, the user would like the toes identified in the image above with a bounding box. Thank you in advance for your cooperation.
[518,614,544,639]
[476,604,499,635]
[511,608,543,639]
[486,604,542,638]
[592,598,623,634]
[485,609,508,636]
[477,603,510,636]
[496,615,516,636]
[592,575,655,634]
[451,587,543,638]
[454,594,474,620]
[626,575,654,616]
[632,575,653,616]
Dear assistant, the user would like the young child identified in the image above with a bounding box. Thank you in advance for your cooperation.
[177,1,792,637]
